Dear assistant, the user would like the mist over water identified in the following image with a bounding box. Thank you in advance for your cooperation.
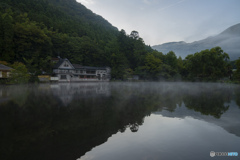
[0,82,240,160]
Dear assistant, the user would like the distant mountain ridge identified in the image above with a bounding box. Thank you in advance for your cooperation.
[152,23,240,60]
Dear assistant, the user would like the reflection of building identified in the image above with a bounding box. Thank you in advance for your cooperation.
[0,64,12,79]
[50,83,111,106]
[52,59,111,82]
[0,87,11,104]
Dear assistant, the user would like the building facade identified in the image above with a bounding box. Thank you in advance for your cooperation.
[0,64,12,79]
[52,59,111,82]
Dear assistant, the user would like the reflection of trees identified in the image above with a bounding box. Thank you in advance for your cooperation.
[183,84,232,118]
[0,83,238,160]
[144,83,235,119]
[0,85,29,106]
[0,84,161,160]
[235,87,240,108]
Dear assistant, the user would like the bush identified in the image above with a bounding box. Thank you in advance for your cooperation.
[8,62,30,84]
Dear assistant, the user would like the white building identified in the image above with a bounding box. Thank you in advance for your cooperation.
[52,59,111,82]
[0,64,12,79]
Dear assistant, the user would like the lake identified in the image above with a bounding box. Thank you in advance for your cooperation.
[0,82,239,160]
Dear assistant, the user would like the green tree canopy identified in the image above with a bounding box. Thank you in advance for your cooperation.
[184,47,229,81]
[9,62,30,84]
[233,58,240,81]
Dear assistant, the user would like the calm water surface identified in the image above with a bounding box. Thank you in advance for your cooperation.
[0,82,240,160]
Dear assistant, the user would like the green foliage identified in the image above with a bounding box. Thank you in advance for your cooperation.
[233,58,240,81]
[0,0,234,82]
[110,52,129,80]
[0,0,156,80]
[8,62,30,84]
[165,51,177,69]
[143,53,162,79]
[0,9,14,62]
[184,47,230,81]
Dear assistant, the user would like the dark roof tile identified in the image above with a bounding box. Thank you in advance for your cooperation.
[53,59,65,69]
[0,64,13,70]
[73,64,107,70]
[53,58,109,70]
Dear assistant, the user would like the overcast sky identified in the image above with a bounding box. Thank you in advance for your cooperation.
[76,0,240,46]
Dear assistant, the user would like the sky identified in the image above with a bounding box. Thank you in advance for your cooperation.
[76,0,240,46]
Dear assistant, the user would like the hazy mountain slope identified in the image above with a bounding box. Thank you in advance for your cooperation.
[152,23,240,60]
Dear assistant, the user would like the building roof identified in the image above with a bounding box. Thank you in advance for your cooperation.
[72,64,83,69]
[52,58,74,69]
[0,64,13,71]
[53,58,109,70]
[73,64,107,70]
[53,58,65,69]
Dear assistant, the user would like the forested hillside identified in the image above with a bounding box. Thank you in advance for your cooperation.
[0,0,237,82]
[0,0,118,70]
[0,0,155,79]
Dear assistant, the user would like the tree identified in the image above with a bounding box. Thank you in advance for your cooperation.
[165,51,177,69]
[110,52,129,80]
[184,47,229,81]
[233,58,240,81]
[1,10,14,62]
[8,62,30,84]
[0,0,167,81]
[143,53,162,79]
[177,56,183,73]
[130,30,139,40]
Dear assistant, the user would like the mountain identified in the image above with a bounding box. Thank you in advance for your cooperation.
[0,0,119,64]
[0,0,154,79]
[1,0,234,81]
[152,23,240,60]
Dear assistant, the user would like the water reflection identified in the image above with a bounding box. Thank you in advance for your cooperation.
[0,82,239,160]
[50,83,111,106]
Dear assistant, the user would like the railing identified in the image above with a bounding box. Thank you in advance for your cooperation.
[53,70,96,75]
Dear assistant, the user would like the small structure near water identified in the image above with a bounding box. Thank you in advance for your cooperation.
[52,58,111,82]
[0,64,12,79]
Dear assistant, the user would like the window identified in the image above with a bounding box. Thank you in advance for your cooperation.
[60,75,67,79]
[60,70,66,73]
[77,70,83,73]
[7,72,10,77]
[86,70,96,74]
[64,62,69,67]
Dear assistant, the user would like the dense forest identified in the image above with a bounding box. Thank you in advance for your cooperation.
[0,0,239,83]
